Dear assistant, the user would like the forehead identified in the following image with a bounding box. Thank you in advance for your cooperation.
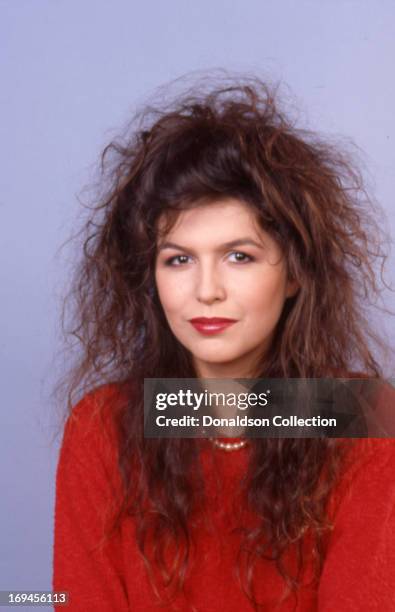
[156,198,267,242]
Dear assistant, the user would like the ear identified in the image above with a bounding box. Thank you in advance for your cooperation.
[285,278,300,299]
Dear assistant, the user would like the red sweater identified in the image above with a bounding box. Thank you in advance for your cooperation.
[53,383,395,611]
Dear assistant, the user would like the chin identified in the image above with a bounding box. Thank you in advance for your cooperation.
[192,350,240,364]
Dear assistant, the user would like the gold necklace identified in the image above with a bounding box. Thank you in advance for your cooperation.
[210,438,249,451]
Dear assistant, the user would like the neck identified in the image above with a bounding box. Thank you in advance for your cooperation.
[194,355,263,380]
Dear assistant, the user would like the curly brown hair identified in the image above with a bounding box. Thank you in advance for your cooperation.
[54,73,394,610]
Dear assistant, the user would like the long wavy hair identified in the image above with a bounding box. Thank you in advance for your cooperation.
[55,73,393,610]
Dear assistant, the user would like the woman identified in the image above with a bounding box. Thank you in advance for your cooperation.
[53,75,395,611]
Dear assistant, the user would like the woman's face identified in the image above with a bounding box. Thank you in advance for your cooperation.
[154,198,298,378]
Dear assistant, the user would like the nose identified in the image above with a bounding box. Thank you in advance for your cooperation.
[196,262,226,304]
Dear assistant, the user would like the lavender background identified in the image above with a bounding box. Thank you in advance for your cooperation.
[1,0,394,605]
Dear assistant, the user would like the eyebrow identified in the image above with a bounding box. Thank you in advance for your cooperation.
[157,238,265,253]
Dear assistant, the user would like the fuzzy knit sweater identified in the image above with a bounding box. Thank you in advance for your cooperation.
[53,383,395,611]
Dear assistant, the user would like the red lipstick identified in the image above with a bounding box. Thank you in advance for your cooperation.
[189,317,237,335]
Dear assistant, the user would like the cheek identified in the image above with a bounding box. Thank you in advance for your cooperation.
[155,273,189,315]
[240,271,287,314]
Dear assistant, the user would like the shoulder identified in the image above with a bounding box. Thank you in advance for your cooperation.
[327,370,395,508]
[329,437,395,522]
[67,382,130,429]
[342,437,395,471]
[56,382,136,507]
[60,381,133,465]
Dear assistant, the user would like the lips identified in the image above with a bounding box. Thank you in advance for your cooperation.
[189,317,237,335]
[189,317,237,324]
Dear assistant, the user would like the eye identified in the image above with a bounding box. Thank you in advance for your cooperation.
[228,251,254,263]
[164,254,192,266]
